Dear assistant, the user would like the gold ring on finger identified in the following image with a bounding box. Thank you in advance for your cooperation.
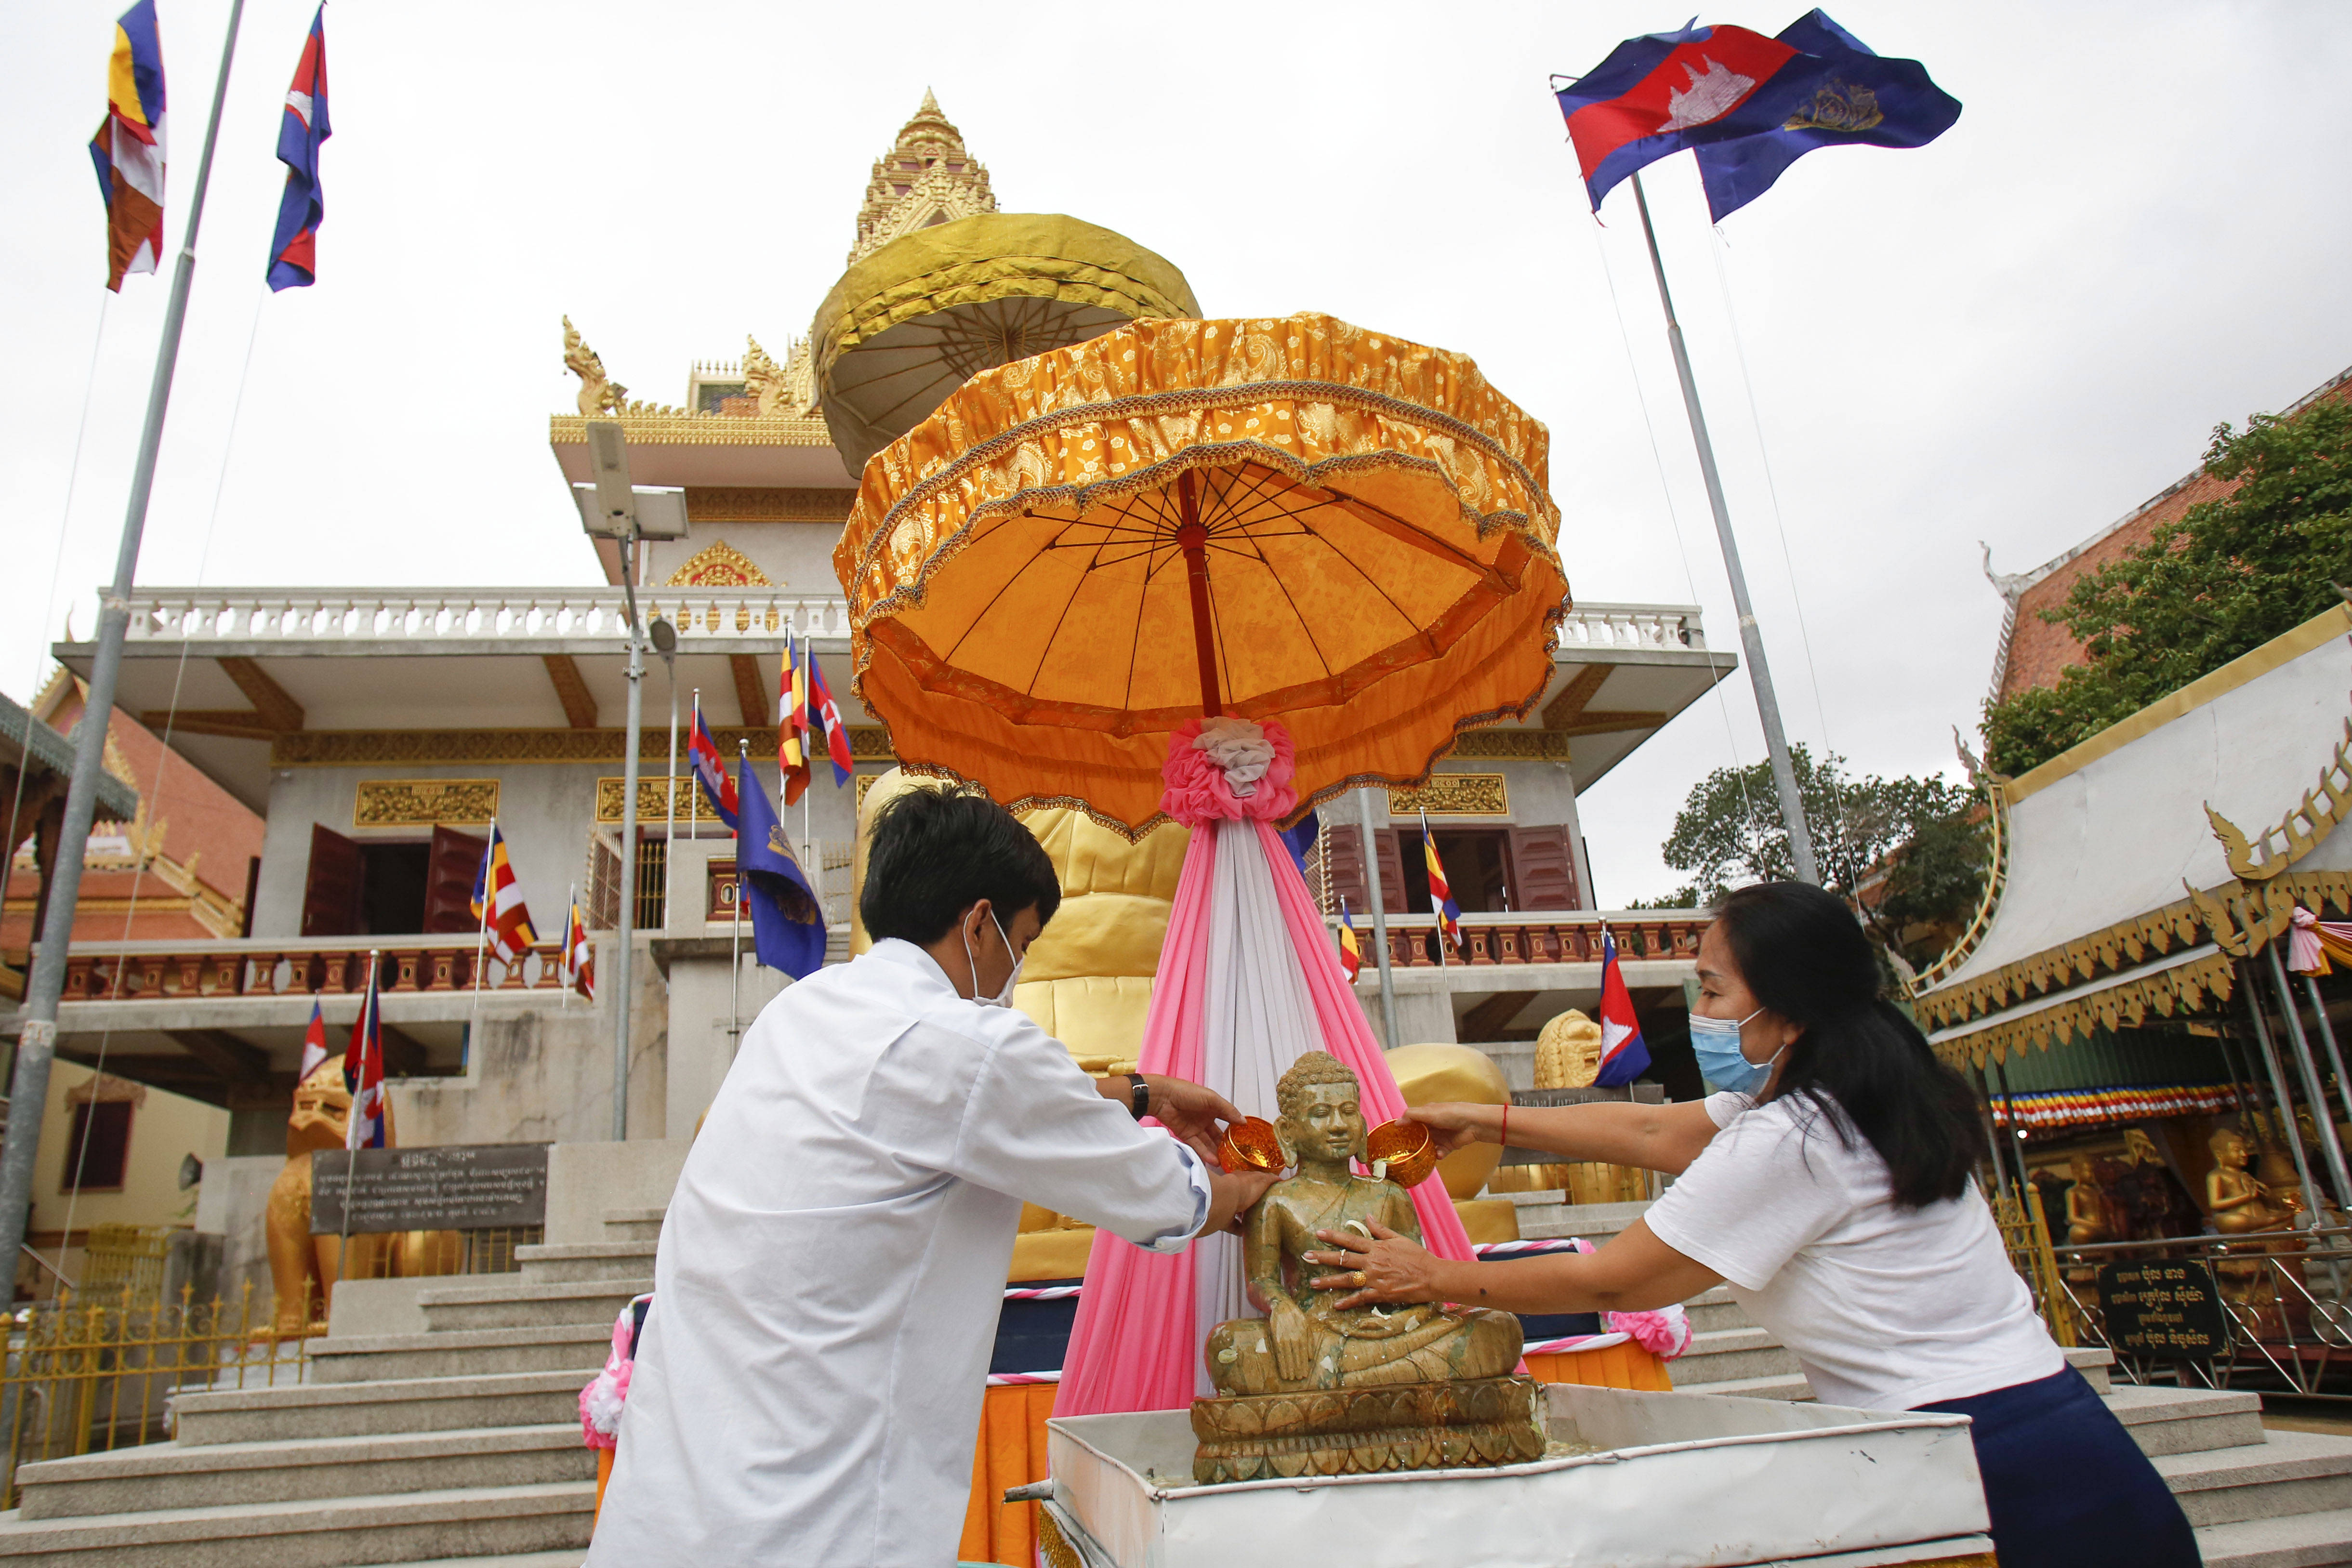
[1350,1270,1368,1287]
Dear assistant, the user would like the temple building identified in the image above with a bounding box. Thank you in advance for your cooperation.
[19,95,1730,1162]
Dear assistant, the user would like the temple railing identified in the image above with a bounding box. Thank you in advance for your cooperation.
[42,936,574,1001]
[1555,603,1707,653]
[1333,910,1708,970]
[110,588,852,646]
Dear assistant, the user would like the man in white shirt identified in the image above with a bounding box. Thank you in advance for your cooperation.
[589,788,1274,1568]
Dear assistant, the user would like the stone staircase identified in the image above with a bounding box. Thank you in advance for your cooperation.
[0,1207,665,1567]
[1514,1190,2352,1566]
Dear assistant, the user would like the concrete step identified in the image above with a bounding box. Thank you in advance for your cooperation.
[308,1325,610,1385]
[15,1426,590,1520]
[1665,1326,1801,1389]
[2197,1506,2352,1568]
[417,1278,647,1334]
[1510,1195,1652,1242]
[2154,1428,2352,1529]
[0,1479,593,1568]
[172,1371,589,1446]
[1679,1285,1750,1335]
[2103,1385,2267,1458]
[516,1243,655,1285]
[600,1207,662,1243]
[1671,1370,1816,1402]
[2066,1344,2114,1396]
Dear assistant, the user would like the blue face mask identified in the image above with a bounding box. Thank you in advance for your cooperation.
[1689,1007,1780,1095]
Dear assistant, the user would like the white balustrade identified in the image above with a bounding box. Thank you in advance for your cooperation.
[117,589,850,646]
[1555,603,1705,652]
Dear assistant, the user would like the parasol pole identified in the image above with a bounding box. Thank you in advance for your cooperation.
[1174,473,1225,717]
[1357,789,1401,1048]
[1628,171,1819,885]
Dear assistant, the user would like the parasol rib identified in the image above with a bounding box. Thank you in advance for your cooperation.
[1175,472,1224,718]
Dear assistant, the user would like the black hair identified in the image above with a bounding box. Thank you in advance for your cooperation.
[860,787,1062,947]
[1712,882,1987,1210]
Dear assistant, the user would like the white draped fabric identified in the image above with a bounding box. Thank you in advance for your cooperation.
[1191,816,1322,1393]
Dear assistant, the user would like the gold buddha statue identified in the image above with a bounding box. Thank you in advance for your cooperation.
[1203,1052,1521,1395]
[2063,1152,2114,1246]
[2207,1125,2290,1236]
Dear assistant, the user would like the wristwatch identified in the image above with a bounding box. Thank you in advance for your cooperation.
[1125,1073,1150,1120]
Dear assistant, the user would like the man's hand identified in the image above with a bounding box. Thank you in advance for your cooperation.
[1139,1074,1245,1145]
[1404,1102,1500,1158]
[1202,1167,1279,1237]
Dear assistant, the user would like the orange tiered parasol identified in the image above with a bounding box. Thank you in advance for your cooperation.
[833,313,1569,833]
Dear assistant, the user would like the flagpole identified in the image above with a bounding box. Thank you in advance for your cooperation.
[469,820,493,1020]
[800,636,813,871]
[689,688,701,844]
[665,646,679,861]
[561,881,575,1009]
[1421,808,1448,968]
[1628,170,1820,885]
[0,0,249,1287]
[613,527,647,1142]
[732,740,747,1055]
[335,949,377,1298]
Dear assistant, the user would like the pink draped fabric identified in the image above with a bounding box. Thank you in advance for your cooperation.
[1057,722,1474,1417]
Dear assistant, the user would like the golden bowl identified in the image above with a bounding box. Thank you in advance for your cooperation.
[1364,1120,1440,1188]
[1218,1117,1284,1174]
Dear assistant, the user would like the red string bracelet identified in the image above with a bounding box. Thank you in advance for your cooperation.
[1500,1103,1509,1147]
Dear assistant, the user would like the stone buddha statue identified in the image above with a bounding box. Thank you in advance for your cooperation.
[2207,1125,2290,1236]
[1203,1052,1521,1395]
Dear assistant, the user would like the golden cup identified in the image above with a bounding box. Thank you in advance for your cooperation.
[1219,1117,1284,1174]
[1364,1120,1440,1188]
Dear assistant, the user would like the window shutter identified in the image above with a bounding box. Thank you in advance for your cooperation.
[1508,825,1580,910]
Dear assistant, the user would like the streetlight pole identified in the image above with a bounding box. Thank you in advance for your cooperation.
[1356,787,1401,1048]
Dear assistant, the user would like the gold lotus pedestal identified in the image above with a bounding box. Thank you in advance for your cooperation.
[1190,1375,1547,1484]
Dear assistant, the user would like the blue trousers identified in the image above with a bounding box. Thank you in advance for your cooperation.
[1917,1366,2197,1568]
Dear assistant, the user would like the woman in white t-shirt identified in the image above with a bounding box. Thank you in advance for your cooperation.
[1307,882,2194,1568]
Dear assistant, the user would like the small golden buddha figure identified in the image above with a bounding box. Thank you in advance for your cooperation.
[1203,1052,1521,1395]
[2064,1153,2113,1246]
[2207,1126,2290,1236]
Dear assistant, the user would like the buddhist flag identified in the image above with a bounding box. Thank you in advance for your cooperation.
[89,0,167,291]
[298,999,329,1080]
[343,962,386,1150]
[470,823,539,964]
[1420,812,1462,952]
[266,6,330,290]
[1336,898,1364,982]
[564,894,595,1001]
[780,632,809,807]
[1594,930,1652,1087]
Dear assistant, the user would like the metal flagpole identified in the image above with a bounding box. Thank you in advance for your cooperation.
[1421,808,1448,968]
[2240,959,2322,1219]
[689,688,701,844]
[2268,942,2352,1213]
[335,950,378,1294]
[800,635,814,870]
[1357,788,1401,1048]
[1628,171,1820,885]
[469,822,493,1014]
[665,652,679,858]
[560,881,575,1009]
[612,526,647,1141]
[0,0,248,1283]
[732,741,748,1054]
[2303,970,2352,1135]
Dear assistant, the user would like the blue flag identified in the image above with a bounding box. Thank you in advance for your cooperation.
[1276,808,1320,880]
[265,7,329,290]
[1691,11,1961,221]
[734,754,826,979]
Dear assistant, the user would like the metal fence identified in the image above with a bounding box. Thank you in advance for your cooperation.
[2013,1222,2352,1398]
[336,1225,542,1281]
[0,1283,314,1508]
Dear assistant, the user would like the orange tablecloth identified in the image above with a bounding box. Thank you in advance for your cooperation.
[956,1341,1672,1567]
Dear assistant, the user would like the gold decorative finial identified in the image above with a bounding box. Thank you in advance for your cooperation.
[563,316,627,416]
[849,94,998,264]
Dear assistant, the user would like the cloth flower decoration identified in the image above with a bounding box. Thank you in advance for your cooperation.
[1565,1237,1692,1358]
[1160,716,1298,826]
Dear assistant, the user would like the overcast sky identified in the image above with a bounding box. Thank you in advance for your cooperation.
[5,1,2348,903]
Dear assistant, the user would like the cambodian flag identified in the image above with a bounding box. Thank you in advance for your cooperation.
[1554,21,1798,211]
[807,659,853,785]
[266,6,330,290]
[688,702,739,829]
[343,963,386,1150]
[89,0,167,291]
[1594,930,1652,1088]
[298,999,329,1081]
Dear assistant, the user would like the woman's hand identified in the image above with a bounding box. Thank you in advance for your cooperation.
[1140,1074,1246,1146]
[1305,1221,1445,1309]
[1405,1102,1499,1157]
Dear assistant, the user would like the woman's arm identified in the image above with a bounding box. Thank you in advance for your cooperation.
[1409,1097,1724,1176]
[1308,1218,1721,1315]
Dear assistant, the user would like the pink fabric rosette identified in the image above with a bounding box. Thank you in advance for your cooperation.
[1159,715,1298,827]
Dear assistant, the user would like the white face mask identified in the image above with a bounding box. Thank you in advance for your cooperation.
[962,909,1024,1007]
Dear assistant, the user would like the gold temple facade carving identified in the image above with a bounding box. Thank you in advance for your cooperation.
[683,488,858,524]
[352,779,501,828]
[595,777,693,825]
[1388,773,1508,817]
[663,542,773,588]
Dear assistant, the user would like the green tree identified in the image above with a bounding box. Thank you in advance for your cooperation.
[1982,400,2352,776]
[1658,745,1985,959]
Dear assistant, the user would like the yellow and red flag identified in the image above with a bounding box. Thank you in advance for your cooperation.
[780,631,810,806]
[90,1,168,290]
[470,823,539,964]
[1420,813,1461,952]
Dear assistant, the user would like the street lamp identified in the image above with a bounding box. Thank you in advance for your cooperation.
[649,615,679,874]
[576,421,687,1141]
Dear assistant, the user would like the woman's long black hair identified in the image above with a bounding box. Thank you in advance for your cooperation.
[1713,882,1988,1209]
